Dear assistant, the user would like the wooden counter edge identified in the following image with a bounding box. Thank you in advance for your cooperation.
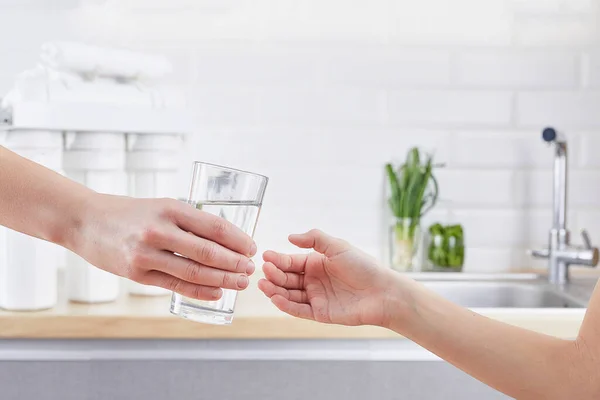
[0,315,400,339]
[0,314,583,340]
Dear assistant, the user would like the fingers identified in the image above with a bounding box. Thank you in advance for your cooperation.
[263,262,304,289]
[271,294,314,320]
[259,277,313,319]
[258,278,308,303]
[288,229,345,256]
[160,227,255,275]
[137,250,251,291]
[171,201,257,257]
[140,270,224,301]
[262,250,307,273]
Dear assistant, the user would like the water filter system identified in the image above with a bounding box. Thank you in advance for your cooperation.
[0,42,193,310]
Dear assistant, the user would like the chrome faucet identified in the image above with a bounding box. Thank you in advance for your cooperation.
[529,127,599,284]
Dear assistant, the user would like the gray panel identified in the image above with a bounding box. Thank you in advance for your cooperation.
[0,361,509,400]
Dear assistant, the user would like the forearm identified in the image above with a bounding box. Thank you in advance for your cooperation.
[386,277,596,399]
[0,146,93,250]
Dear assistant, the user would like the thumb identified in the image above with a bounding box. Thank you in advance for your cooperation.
[289,229,348,256]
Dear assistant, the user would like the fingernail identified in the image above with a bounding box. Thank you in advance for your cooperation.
[211,288,222,299]
[246,260,255,275]
[237,275,249,289]
[249,243,258,256]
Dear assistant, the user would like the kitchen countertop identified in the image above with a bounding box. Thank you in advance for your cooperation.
[0,272,594,339]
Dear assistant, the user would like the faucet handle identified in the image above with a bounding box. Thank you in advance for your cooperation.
[527,248,550,259]
[582,230,593,250]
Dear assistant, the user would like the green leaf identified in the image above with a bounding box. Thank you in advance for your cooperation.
[385,163,402,217]
[386,147,441,221]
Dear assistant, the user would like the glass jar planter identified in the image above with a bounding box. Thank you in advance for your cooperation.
[390,218,421,272]
[427,224,465,272]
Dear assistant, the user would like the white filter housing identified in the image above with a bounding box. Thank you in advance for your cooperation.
[63,132,126,303]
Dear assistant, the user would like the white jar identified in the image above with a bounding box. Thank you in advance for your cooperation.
[126,133,183,296]
[0,130,63,310]
[63,132,127,303]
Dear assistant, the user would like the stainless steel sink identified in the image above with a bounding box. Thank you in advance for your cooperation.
[420,280,586,308]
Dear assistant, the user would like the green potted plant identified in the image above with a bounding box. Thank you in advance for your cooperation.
[385,147,439,271]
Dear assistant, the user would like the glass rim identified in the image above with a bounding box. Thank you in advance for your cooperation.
[192,161,269,182]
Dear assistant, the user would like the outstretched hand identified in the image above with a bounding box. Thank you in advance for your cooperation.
[259,229,404,327]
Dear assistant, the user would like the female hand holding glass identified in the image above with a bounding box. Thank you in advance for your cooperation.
[0,147,257,302]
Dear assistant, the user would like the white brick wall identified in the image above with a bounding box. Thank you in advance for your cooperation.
[2,0,600,272]
[387,90,513,127]
[517,92,600,128]
[455,51,580,89]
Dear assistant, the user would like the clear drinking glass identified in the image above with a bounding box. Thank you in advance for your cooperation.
[169,162,268,325]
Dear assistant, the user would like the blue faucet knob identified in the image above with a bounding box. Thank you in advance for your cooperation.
[542,127,557,142]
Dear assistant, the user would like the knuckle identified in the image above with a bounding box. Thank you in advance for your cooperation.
[140,225,162,245]
[127,249,150,276]
[308,228,322,236]
[196,242,217,263]
[127,267,145,282]
[184,261,202,283]
[157,198,178,219]
[166,277,184,293]
[210,218,229,239]
[235,255,246,273]
[221,272,233,288]
[281,254,292,268]
[190,286,207,300]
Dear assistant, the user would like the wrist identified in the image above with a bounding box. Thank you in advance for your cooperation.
[380,273,421,333]
[51,186,97,253]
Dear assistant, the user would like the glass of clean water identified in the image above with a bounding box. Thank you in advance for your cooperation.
[170,162,268,325]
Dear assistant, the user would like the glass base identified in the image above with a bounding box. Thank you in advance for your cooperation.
[430,265,463,273]
[170,298,234,326]
[391,265,414,273]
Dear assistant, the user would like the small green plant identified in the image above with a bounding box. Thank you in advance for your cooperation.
[385,147,439,237]
[385,147,440,269]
